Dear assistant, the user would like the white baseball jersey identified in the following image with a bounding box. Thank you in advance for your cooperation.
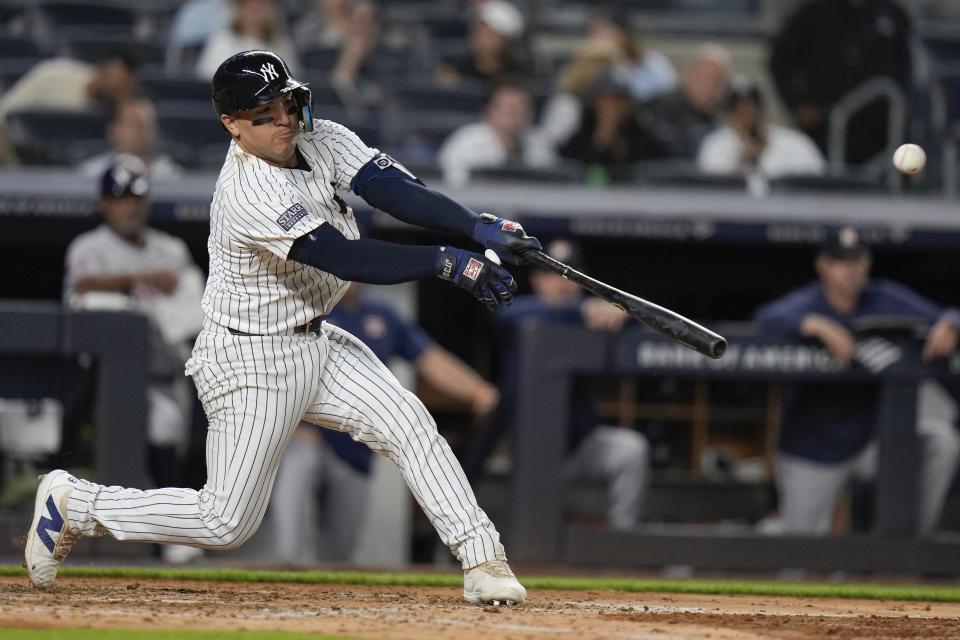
[203,118,377,334]
[62,118,507,573]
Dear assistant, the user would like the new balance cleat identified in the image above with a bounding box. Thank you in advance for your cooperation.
[25,470,81,588]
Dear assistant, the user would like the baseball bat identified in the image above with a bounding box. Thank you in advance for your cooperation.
[523,249,727,359]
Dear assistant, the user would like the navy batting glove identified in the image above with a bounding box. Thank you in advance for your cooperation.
[437,246,517,310]
[471,213,542,265]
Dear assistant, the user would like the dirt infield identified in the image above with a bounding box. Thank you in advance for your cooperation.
[2,576,960,639]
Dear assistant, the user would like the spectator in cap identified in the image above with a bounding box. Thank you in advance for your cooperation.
[481,238,650,530]
[754,226,960,536]
[438,81,556,186]
[558,69,668,183]
[648,42,732,160]
[77,97,185,181]
[434,0,530,89]
[64,155,206,563]
[697,76,825,179]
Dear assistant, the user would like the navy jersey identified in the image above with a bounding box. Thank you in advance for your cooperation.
[322,297,432,473]
[755,278,958,462]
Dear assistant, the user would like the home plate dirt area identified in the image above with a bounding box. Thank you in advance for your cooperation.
[2,577,960,639]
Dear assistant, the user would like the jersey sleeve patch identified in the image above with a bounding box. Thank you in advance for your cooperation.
[372,153,418,180]
[276,203,309,231]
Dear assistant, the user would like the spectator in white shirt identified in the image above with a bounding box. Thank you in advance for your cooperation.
[438,82,556,186]
[698,77,825,179]
[195,0,300,79]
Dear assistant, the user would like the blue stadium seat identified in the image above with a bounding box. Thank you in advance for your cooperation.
[302,46,341,73]
[5,110,110,165]
[32,1,137,40]
[0,35,43,92]
[157,107,230,168]
[59,36,164,68]
[142,75,212,109]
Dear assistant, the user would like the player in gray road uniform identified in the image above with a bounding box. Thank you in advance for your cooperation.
[26,50,539,604]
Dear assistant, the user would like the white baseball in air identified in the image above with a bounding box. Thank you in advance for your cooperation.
[892,143,926,175]
[484,249,501,265]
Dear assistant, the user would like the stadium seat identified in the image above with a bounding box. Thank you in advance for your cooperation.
[157,108,228,168]
[142,75,213,109]
[5,110,110,165]
[31,1,137,41]
[302,46,341,73]
[0,35,43,92]
[58,36,164,68]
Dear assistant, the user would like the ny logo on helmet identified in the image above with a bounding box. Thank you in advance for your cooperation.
[258,63,279,82]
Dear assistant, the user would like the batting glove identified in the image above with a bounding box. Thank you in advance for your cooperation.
[437,246,517,310]
[471,213,542,265]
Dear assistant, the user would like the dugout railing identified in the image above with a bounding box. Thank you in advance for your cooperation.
[507,323,960,574]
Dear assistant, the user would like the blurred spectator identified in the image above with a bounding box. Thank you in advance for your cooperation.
[558,70,667,184]
[270,283,499,564]
[293,0,353,50]
[77,97,185,181]
[434,0,529,89]
[0,49,140,123]
[167,0,232,65]
[698,76,825,179]
[538,40,620,150]
[438,82,555,186]
[586,11,677,103]
[754,227,960,536]
[492,239,649,530]
[195,0,300,79]
[329,1,383,104]
[64,155,205,563]
[770,0,913,166]
[648,42,732,160]
[0,49,140,166]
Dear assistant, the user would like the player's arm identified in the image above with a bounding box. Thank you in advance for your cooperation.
[349,153,541,264]
[878,280,960,360]
[288,223,516,310]
[416,346,499,419]
[72,272,179,295]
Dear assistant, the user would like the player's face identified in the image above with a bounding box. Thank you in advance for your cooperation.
[816,254,871,299]
[221,94,300,167]
[101,195,149,240]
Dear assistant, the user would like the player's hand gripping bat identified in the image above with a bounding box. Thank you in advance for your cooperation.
[521,249,727,359]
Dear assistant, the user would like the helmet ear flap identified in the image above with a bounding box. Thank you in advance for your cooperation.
[294,86,313,132]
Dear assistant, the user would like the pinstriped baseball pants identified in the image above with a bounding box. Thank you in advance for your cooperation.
[66,320,505,569]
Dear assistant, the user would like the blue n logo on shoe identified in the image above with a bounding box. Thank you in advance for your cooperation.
[36,496,64,553]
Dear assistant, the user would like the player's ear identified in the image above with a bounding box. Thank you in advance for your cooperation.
[221,114,240,137]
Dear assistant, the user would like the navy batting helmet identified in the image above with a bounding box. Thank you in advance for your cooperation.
[211,50,313,132]
[100,153,149,199]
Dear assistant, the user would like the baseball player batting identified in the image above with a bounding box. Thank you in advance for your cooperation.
[26,50,538,605]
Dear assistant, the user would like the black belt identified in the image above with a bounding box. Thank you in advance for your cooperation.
[228,316,325,337]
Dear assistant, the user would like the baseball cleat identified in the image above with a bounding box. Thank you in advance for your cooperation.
[463,559,527,605]
[25,470,81,589]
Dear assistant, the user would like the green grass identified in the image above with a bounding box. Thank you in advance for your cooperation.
[3,631,355,640]
[2,564,960,603]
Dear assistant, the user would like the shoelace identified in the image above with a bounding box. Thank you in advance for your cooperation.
[478,560,514,578]
[54,528,80,562]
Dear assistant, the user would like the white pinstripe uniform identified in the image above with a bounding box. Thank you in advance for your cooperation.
[64,119,507,569]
